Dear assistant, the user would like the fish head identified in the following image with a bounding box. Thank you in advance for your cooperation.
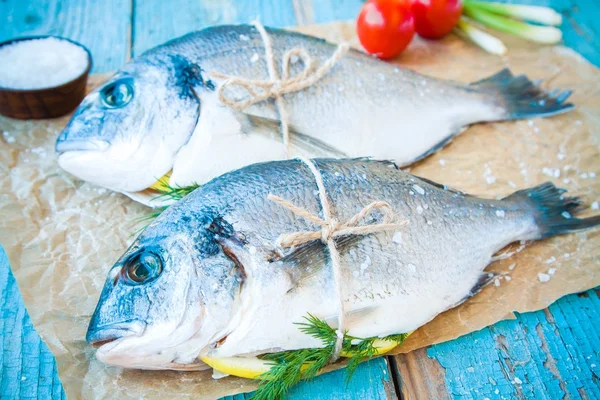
[56,55,208,193]
[86,213,244,370]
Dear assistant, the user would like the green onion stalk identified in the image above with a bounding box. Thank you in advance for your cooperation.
[455,0,563,54]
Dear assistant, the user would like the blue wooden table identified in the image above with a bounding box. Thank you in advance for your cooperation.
[1,1,599,399]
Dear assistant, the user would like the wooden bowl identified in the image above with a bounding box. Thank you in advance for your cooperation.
[0,36,92,119]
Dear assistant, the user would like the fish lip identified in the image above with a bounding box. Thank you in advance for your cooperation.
[55,139,110,154]
[86,320,145,345]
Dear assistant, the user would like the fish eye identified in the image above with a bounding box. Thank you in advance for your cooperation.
[122,251,163,285]
[100,79,133,108]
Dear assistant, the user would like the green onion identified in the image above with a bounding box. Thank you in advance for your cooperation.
[465,0,562,26]
[455,17,508,55]
[463,2,562,44]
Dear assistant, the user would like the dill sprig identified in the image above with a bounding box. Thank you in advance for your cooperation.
[151,177,200,202]
[251,314,408,400]
[131,179,201,232]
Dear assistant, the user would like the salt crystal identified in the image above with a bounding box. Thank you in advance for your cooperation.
[494,279,500,287]
[514,377,523,385]
[557,153,566,160]
[392,232,403,244]
[548,268,557,275]
[250,53,259,63]
[592,364,597,368]
[505,276,512,281]
[508,263,516,270]
[486,176,496,185]
[564,253,570,258]
[352,270,359,278]
[562,211,572,219]
[360,255,371,270]
[496,210,505,218]
[413,184,425,195]
[406,263,416,272]
[591,172,597,178]
[239,34,250,41]
[248,246,257,255]
[508,181,517,188]
[592,201,599,210]
[334,172,340,177]
[0,37,89,89]
[409,191,414,195]
[439,159,446,166]
[362,174,367,180]
[423,204,429,210]
[538,273,551,283]
[580,172,589,179]
[527,120,534,127]
[466,367,475,372]
[563,178,571,184]
[416,206,424,214]
[545,256,556,264]
[2,131,16,144]
[427,220,433,225]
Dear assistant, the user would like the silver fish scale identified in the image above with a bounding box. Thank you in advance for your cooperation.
[151,159,529,340]
[140,25,467,157]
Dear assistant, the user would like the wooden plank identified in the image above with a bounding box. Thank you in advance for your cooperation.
[219,357,396,400]
[394,349,450,400]
[0,247,65,399]
[0,0,132,73]
[401,289,600,399]
[132,0,297,56]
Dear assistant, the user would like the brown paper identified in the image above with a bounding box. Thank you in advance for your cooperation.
[1,21,599,399]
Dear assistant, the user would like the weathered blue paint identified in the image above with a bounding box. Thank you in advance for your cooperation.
[0,247,65,399]
[1,0,599,399]
[427,290,600,399]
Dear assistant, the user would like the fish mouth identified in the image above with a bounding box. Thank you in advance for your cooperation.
[86,321,145,346]
[55,139,110,154]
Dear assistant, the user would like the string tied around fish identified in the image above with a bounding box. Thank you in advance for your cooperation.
[268,157,409,363]
[210,20,350,158]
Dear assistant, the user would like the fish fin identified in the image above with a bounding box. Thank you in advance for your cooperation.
[409,128,465,164]
[505,182,600,239]
[414,175,467,196]
[273,236,360,292]
[457,272,499,305]
[471,68,574,120]
[241,114,348,158]
[273,235,359,265]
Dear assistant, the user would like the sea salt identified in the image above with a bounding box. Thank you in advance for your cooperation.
[0,37,89,89]
[495,210,505,218]
[413,184,425,195]
[538,273,551,283]
[250,53,259,63]
[592,201,599,210]
[392,232,403,244]
[416,206,424,214]
[548,268,557,275]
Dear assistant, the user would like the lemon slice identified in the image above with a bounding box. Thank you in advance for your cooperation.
[201,336,407,380]
[149,171,172,192]
[200,355,274,380]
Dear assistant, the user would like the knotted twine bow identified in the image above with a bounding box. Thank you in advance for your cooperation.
[268,158,409,362]
[210,21,350,158]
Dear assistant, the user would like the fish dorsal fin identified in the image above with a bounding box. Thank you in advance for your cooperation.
[241,114,348,158]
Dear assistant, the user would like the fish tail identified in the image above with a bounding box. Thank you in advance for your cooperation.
[471,68,574,120]
[506,182,600,239]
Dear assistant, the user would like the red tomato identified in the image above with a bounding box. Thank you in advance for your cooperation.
[411,0,463,39]
[356,0,415,59]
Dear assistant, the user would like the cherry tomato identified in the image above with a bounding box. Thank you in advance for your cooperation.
[356,0,415,59]
[411,0,463,39]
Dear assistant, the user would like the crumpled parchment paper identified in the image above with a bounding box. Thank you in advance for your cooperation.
[0,21,599,399]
